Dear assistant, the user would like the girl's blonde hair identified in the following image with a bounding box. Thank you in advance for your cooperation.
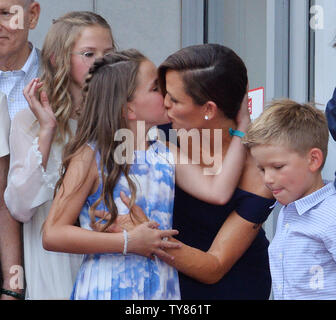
[55,50,147,232]
[242,99,329,168]
[40,11,115,143]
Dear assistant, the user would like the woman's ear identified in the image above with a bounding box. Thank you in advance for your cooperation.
[203,101,218,121]
[308,148,324,172]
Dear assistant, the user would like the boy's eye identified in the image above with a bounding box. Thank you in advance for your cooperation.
[274,165,284,170]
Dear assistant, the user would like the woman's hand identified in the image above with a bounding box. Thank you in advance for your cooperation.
[92,191,150,233]
[23,78,57,132]
[236,85,251,132]
[93,191,181,260]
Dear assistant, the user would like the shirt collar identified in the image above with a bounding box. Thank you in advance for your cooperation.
[0,43,38,76]
[22,43,38,75]
[293,181,336,216]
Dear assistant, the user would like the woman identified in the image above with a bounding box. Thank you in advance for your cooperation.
[120,44,274,300]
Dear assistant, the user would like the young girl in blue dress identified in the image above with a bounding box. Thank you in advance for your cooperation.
[41,49,250,300]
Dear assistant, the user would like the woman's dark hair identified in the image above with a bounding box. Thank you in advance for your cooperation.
[158,43,248,120]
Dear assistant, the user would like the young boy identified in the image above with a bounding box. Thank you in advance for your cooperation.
[243,100,336,300]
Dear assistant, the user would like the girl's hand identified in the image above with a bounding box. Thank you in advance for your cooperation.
[236,85,251,132]
[128,222,181,260]
[23,78,57,132]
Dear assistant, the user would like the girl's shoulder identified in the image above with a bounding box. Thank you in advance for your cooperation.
[238,151,273,199]
[70,143,96,165]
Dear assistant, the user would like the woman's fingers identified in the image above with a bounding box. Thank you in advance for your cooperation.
[158,228,179,238]
[145,220,160,229]
[152,248,177,261]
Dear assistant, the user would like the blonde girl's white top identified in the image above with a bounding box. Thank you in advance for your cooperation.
[4,108,83,300]
[0,92,10,157]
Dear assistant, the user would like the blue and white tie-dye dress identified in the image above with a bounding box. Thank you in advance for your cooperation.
[70,141,180,300]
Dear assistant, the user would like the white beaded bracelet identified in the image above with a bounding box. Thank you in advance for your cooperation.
[122,229,128,255]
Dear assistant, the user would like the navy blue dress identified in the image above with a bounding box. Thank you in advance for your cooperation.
[173,185,274,300]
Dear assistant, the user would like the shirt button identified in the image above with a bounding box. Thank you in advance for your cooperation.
[279,253,283,259]
[277,284,282,290]
[285,223,290,229]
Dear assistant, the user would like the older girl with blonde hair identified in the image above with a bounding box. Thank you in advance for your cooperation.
[4,11,115,300]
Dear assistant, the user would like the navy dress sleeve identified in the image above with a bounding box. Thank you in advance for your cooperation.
[173,186,274,300]
[326,87,336,141]
[235,189,275,224]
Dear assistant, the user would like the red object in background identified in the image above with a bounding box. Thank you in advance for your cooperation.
[248,97,252,115]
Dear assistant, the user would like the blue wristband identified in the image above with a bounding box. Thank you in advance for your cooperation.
[229,128,245,138]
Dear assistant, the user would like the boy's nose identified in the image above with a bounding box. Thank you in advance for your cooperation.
[264,170,274,185]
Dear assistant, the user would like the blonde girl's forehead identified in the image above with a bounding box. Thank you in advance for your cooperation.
[72,25,113,49]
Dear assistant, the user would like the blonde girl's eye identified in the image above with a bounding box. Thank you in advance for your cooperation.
[83,51,95,58]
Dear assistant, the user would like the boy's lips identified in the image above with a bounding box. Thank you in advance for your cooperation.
[271,188,283,196]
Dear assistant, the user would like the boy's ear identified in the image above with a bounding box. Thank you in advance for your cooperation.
[308,148,324,172]
[203,101,218,121]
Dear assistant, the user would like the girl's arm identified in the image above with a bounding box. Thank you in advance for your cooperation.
[175,93,250,205]
[119,155,274,284]
[23,79,57,169]
[42,145,180,258]
[4,79,57,223]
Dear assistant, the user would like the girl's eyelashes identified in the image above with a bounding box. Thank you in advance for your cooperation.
[82,51,95,58]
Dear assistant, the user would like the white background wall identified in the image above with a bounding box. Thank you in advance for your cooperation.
[29,0,181,66]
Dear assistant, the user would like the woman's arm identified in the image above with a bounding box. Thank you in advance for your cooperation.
[42,146,181,258]
[119,154,274,283]
[174,93,250,205]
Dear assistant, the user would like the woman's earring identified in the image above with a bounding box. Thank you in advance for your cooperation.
[204,115,209,120]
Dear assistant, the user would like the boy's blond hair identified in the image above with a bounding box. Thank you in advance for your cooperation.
[242,99,329,168]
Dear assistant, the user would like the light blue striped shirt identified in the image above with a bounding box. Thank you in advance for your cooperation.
[0,44,40,120]
[269,181,336,300]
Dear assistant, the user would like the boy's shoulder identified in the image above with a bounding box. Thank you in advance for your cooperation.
[310,182,336,221]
